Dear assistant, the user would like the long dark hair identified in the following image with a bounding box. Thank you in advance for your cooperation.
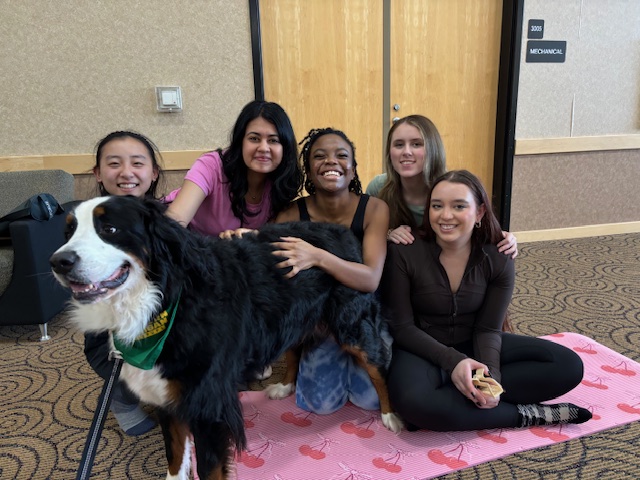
[94,130,165,199]
[299,127,362,195]
[420,170,503,247]
[221,100,302,222]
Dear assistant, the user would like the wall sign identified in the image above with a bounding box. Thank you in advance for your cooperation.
[526,40,567,63]
[528,19,544,39]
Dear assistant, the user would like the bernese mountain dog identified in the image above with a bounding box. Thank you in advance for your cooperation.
[50,195,402,480]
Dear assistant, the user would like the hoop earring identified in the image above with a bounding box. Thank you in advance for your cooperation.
[475,220,481,229]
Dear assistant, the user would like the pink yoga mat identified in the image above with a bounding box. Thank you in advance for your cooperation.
[228,333,639,480]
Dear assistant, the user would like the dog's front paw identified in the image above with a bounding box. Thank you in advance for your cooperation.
[381,412,404,434]
[265,382,294,399]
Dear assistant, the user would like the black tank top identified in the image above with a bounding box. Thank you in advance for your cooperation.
[295,194,370,244]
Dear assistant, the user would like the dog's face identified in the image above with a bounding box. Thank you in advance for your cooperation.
[50,196,150,304]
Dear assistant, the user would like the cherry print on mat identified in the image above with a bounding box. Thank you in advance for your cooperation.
[298,434,338,460]
[340,412,381,438]
[477,429,508,444]
[234,334,640,480]
[581,375,609,390]
[617,401,640,415]
[530,425,570,442]
[427,443,469,469]
[601,360,636,377]
[281,410,314,427]
[243,404,262,428]
[574,341,598,354]
[237,432,285,469]
[372,444,416,474]
[332,461,375,479]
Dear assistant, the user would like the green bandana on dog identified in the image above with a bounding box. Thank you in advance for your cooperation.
[113,293,181,370]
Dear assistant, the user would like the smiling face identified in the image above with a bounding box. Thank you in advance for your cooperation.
[307,133,355,193]
[429,180,486,248]
[241,117,284,175]
[389,123,427,179]
[94,137,159,198]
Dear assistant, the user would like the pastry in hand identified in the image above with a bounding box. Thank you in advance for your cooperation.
[472,369,504,398]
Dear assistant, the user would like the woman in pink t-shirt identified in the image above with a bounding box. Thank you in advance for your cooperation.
[166,100,303,237]
[166,100,303,381]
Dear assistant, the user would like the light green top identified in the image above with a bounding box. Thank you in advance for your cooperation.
[365,173,386,197]
[366,173,424,227]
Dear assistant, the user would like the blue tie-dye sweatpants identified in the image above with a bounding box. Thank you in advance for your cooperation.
[295,337,385,414]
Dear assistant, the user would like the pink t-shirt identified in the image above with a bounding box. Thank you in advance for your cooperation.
[165,151,273,236]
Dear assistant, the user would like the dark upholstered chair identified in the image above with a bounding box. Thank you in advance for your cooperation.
[0,170,76,340]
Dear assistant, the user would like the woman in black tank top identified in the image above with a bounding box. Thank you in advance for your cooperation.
[272,127,391,415]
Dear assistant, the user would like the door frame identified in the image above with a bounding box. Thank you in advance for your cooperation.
[247,0,524,229]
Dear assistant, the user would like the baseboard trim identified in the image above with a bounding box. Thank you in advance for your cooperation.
[515,134,640,155]
[514,222,640,243]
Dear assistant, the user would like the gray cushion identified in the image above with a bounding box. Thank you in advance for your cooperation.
[0,170,75,217]
[0,245,12,292]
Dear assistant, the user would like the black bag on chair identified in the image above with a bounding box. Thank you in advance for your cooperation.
[0,193,64,238]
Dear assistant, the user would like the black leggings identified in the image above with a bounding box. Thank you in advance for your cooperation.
[387,334,584,431]
[85,331,114,380]
[85,332,141,404]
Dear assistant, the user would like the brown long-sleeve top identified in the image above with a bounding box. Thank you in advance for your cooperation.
[380,238,515,383]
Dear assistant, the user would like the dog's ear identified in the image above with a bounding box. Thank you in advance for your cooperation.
[138,198,211,297]
[139,198,188,292]
[141,197,169,215]
[141,198,176,236]
[141,199,183,249]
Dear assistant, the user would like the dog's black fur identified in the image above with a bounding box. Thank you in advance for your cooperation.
[50,196,397,479]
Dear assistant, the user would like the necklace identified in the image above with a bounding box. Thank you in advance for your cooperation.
[247,187,263,201]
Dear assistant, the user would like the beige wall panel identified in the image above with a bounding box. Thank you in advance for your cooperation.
[0,1,254,160]
[261,0,383,189]
[573,1,640,136]
[516,0,640,139]
[390,0,502,193]
[510,150,640,231]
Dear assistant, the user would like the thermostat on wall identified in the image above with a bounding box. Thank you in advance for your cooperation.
[155,86,183,112]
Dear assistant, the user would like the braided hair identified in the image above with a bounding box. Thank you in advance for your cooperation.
[299,127,362,195]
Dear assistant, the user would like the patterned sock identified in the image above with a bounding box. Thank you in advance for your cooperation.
[517,403,592,428]
[110,383,156,436]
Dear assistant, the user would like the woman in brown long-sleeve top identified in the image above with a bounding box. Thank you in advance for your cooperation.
[381,170,591,432]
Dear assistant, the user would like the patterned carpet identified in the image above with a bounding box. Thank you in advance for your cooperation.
[1,233,639,479]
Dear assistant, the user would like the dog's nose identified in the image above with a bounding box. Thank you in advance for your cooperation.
[50,251,79,275]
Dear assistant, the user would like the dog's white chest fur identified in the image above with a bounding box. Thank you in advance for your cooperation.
[120,363,171,407]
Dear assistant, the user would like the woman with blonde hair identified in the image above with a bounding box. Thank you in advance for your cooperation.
[367,115,517,257]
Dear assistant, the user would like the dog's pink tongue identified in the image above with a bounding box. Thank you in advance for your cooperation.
[98,266,129,289]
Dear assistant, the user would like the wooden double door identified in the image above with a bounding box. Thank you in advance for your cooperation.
[259,0,503,192]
